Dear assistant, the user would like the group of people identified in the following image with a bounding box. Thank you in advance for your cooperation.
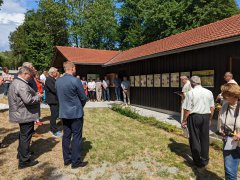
[1,61,132,169]
[1,61,240,178]
[180,72,240,180]
[76,75,131,104]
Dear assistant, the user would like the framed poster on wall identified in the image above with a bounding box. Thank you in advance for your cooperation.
[130,76,135,87]
[170,73,180,87]
[154,74,161,87]
[162,73,170,87]
[147,75,154,87]
[180,72,191,87]
[135,75,140,87]
[140,75,147,87]
[192,70,214,87]
[87,74,100,81]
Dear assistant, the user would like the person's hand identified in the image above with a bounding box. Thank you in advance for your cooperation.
[181,121,187,129]
[233,132,240,141]
[37,92,43,98]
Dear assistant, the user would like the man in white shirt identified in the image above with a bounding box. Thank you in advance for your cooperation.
[182,76,215,168]
[224,72,238,85]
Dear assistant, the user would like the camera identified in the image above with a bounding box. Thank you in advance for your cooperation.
[223,126,234,137]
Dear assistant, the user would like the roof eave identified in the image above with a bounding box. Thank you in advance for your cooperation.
[103,35,240,67]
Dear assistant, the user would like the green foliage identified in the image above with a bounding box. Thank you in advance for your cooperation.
[9,0,68,70]
[112,103,224,151]
[119,0,240,47]
[0,51,20,69]
[81,0,119,49]
[111,103,182,133]
[0,0,3,7]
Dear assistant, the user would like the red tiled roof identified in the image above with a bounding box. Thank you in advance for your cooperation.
[106,14,240,65]
[56,14,240,66]
[56,46,120,65]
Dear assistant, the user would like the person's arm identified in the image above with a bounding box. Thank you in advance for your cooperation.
[209,93,215,125]
[18,86,41,105]
[181,92,192,128]
[76,78,88,107]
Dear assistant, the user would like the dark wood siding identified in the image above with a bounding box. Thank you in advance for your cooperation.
[104,41,240,112]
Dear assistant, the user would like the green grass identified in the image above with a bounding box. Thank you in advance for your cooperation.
[80,108,225,179]
[0,108,226,179]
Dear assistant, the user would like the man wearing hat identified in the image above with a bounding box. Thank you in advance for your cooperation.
[182,76,215,168]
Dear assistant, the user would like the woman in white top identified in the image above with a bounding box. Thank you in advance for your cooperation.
[218,83,240,180]
[87,79,96,101]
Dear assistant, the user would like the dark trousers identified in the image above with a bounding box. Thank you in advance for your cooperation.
[62,118,83,165]
[3,83,10,96]
[103,88,110,101]
[49,104,59,133]
[18,121,34,165]
[88,91,96,101]
[187,113,210,167]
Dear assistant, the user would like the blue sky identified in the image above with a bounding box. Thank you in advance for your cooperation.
[0,0,240,52]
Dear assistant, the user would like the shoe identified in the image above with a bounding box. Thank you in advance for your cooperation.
[71,161,88,169]
[18,160,39,169]
[51,131,62,138]
[0,143,8,149]
[64,161,71,167]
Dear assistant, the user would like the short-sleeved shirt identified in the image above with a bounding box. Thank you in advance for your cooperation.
[218,102,240,147]
[121,80,130,90]
[182,80,192,94]
[88,81,96,91]
[182,85,214,114]
[2,72,12,83]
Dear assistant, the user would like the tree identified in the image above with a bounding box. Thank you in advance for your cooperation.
[118,0,240,49]
[118,0,144,50]
[80,0,119,49]
[139,0,240,44]
[0,0,3,7]
[9,0,69,70]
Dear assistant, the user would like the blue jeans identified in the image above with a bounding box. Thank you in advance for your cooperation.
[114,87,121,100]
[62,118,83,165]
[223,147,240,180]
[3,83,10,96]
[103,88,110,101]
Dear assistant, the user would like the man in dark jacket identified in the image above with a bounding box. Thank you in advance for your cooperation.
[55,61,88,169]
[45,67,61,137]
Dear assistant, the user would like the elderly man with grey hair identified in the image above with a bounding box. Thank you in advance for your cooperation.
[182,76,215,168]
[8,66,42,169]
[45,67,61,137]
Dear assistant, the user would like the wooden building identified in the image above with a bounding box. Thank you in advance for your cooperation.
[53,14,240,114]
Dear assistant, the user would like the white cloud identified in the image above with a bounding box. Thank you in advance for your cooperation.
[0,0,29,51]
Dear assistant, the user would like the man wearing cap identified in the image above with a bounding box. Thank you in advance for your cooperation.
[182,76,215,168]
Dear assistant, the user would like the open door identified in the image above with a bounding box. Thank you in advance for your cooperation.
[230,57,240,83]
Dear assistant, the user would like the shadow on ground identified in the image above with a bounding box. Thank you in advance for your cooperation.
[22,162,65,180]
[81,137,93,161]
[168,138,223,180]
[31,137,59,160]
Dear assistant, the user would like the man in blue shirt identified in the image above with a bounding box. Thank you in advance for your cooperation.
[121,76,130,105]
[55,61,88,169]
